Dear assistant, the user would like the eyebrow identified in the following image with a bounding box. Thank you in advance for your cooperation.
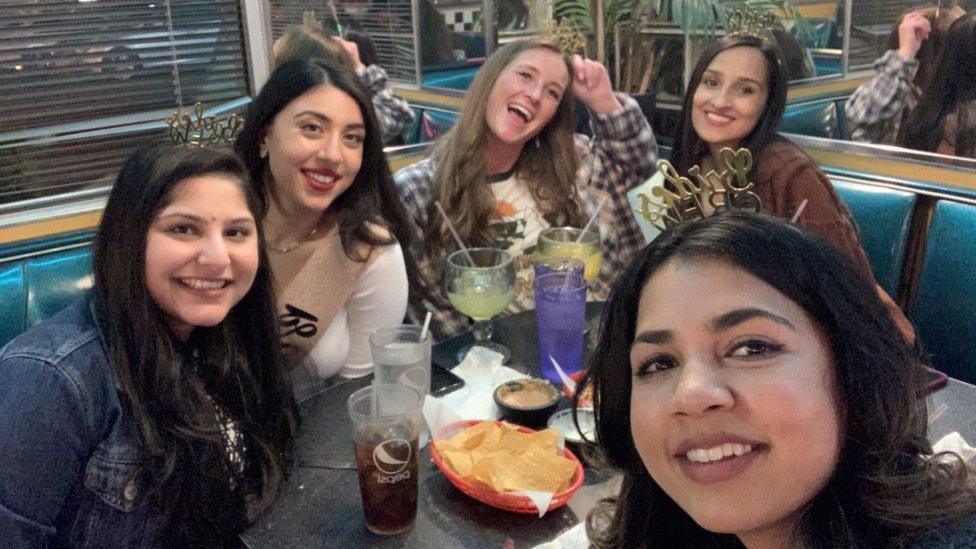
[294,110,366,131]
[702,69,765,88]
[630,307,794,348]
[710,308,795,331]
[156,212,255,225]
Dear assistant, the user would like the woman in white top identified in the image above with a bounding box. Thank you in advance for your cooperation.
[235,56,423,401]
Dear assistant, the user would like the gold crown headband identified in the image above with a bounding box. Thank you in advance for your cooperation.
[635,147,763,230]
[726,9,777,43]
[165,102,244,147]
[302,10,326,34]
[541,19,587,56]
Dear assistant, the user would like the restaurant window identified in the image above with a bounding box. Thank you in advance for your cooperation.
[0,0,250,206]
[268,0,418,84]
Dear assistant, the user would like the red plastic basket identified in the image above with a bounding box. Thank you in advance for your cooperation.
[429,419,584,514]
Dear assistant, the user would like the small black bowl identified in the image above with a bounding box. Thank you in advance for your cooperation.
[493,378,561,429]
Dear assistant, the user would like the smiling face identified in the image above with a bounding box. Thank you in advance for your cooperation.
[628,257,841,547]
[145,175,259,341]
[691,46,769,156]
[484,47,569,150]
[260,83,366,216]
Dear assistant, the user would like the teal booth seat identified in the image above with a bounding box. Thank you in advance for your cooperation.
[909,200,976,385]
[0,232,94,348]
[831,180,916,296]
[626,176,916,299]
[781,98,844,139]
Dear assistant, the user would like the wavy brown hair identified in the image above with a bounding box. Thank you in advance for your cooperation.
[576,211,976,548]
[426,39,584,266]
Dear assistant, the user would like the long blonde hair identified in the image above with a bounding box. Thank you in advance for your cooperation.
[427,39,584,264]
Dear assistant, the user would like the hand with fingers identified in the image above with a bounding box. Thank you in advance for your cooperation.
[333,36,365,71]
[897,11,932,61]
[570,55,623,116]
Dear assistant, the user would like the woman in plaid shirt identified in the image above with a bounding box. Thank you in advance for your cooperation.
[845,6,965,146]
[394,39,658,340]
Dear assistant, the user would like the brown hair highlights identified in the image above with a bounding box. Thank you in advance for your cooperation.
[425,38,584,266]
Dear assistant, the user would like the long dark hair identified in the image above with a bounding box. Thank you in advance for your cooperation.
[93,146,297,540]
[578,211,976,547]
[899,11,976,157]
[886,6,956,93]
[235,57,426,301]
[669,34,789,178]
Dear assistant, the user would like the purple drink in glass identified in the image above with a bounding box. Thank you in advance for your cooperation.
[534,272,587,385]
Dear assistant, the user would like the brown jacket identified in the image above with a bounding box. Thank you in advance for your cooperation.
[753,138,916,341]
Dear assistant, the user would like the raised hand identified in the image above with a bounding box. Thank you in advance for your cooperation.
[897,11,932,61]
[570,55,623,116]
[333,36,365,71]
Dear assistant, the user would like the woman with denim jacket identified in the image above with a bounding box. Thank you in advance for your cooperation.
[0,146,297,547]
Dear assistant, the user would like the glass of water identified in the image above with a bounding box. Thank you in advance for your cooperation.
[369,325,432,444]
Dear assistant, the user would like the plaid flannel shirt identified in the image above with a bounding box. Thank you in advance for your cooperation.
[357,64,416,144]
[394,94,658,340]
[845,50,919,145]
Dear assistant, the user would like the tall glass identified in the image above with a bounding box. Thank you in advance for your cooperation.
[348,384,421,535]
[444,248,516,361]
[536,227,603,283]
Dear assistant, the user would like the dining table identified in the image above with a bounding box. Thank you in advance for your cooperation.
[241,304,976,548]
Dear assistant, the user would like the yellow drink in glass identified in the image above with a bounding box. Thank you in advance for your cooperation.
[447,286,516,320]
[536,227,603,283]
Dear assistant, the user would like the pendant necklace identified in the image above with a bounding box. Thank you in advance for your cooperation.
[273,226,320,253]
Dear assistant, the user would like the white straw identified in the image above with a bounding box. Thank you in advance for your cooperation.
[790,199,809,224]
[419,311,432,341]
[435,201,475,266]
[577,196,608,242]
[549,355,576,392]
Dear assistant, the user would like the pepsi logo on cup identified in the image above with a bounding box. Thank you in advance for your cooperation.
[373,438,412,482]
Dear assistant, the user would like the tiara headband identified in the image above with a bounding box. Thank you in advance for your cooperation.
[635,147,763,230]
[165,103,244,147]
[726,9,777,43]
[540,18,587,56]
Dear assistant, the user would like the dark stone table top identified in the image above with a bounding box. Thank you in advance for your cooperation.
[242,304,976,548]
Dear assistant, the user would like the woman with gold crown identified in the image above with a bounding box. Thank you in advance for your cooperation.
[394,37,658,341]
[666,27,916,343]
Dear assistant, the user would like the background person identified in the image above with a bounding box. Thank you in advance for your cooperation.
[846,5,966,145]
[668,33,915,341]
[394,39,658,340]
[0,146,297,546]
[273,24,415,145]
[235,57,422,401]
[899,10,976,158]
[579,211,976,548]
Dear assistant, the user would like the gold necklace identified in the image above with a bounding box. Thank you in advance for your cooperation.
[273,227,319,253]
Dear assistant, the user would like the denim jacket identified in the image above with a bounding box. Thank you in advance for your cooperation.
[0,294,169,547]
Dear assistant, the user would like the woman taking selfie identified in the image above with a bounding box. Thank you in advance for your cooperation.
[579,211,976,548]
[0,147,297,546]
[235,57,422,400]
[395,38,658,340]
[668,33,915,340]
